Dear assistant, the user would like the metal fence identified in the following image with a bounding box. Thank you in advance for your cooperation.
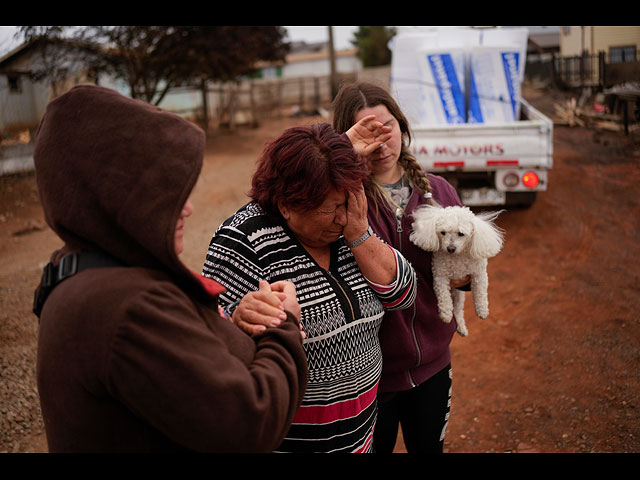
[551,51,640,89]
[194,72,358,130]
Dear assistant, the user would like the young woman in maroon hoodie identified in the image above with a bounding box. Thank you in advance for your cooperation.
[333,81,469,453]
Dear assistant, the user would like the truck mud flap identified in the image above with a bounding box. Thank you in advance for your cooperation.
[505,191,537,208]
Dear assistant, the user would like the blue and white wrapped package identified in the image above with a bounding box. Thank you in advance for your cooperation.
[389,32,439,126]
[416,49,467,125]
[467,47,522,124]
[481,27,528,83]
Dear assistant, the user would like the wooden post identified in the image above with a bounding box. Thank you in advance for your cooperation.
[228,82,236,130]
[200,78,209,133]
[249,80,258,128]
[277,79,283,118]
[314,77,320,113]
[598,51,606,88]
[328,26,338,100]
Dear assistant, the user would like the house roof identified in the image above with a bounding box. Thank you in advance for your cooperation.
[0,37,90,73]
[0,40,38,72]
[520,26,560,53]
[528,32,560,53]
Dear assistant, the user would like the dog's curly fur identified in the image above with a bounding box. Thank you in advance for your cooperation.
[409,205,504,336]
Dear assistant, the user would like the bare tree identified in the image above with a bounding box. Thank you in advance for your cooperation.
[18,26,90,97]
[18,26,290,106]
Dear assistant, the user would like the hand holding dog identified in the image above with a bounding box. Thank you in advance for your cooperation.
[451,276,471,289]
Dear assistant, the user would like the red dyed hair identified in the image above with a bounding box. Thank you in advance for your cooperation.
[250,123,369,216]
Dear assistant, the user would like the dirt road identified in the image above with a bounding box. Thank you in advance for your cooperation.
[1,86,639,453]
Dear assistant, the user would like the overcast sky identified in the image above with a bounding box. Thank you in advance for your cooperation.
[0,26,360,57]
[284,26,358,50]
[0,26,19,56]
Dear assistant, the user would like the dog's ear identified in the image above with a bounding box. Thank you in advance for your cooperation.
[470,210,505,259]
[410,205,441,251]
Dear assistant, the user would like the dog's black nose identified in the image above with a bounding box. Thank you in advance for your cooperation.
[447,246,456,253]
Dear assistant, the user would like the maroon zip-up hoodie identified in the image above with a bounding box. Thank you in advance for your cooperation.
[33,85,307,452]
[367,173,462,393]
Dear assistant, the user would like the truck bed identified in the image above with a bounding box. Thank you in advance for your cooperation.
[410,99,554,207]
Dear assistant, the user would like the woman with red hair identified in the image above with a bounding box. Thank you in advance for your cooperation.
[203,119,417,453]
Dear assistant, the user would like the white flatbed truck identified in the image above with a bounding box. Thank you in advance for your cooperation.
[410,98,553,208]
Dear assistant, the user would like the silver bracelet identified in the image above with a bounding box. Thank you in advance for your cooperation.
[347,226,373,249]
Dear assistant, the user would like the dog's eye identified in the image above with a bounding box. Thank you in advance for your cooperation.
[440,231,446,236]
[458,232,465,237]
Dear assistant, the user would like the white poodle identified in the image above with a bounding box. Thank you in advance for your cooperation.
[409,205,504,337]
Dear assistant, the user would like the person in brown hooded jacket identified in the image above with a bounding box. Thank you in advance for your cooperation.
[33,84,308,452]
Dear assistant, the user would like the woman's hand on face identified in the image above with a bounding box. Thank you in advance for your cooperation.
[232,280,305,339]
[343,184,370,245]
[345,114,392,157]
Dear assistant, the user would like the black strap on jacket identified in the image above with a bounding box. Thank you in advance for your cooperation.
[33,252,124,318]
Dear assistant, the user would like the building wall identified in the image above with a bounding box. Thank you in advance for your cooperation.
[282,52,362,78]
[0,74,49,131]
[560,26,640,56]
[0,44,94,132]
[560,26,591,56]
[592,26,640,55]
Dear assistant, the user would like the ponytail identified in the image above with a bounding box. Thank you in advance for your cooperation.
[398,149,439,207]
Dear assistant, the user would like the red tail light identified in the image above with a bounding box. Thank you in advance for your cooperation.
[522,171,539,188]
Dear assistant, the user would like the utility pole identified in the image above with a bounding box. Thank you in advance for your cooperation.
[328,26,338,99]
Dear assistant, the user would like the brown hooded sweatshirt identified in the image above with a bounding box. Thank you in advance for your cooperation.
[33,85,307,452]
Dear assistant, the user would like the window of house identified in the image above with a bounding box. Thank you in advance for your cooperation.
[609,45,637,63]
[7,74,22,93]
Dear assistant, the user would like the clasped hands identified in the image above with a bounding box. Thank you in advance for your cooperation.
[232,280,305,339]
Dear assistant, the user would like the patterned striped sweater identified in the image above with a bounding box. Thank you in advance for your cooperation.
[202,202,416,453]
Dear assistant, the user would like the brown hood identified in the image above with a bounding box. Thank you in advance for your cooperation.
[34,85,208,297]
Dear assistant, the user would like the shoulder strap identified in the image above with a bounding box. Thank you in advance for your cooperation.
[33,252,124,318]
